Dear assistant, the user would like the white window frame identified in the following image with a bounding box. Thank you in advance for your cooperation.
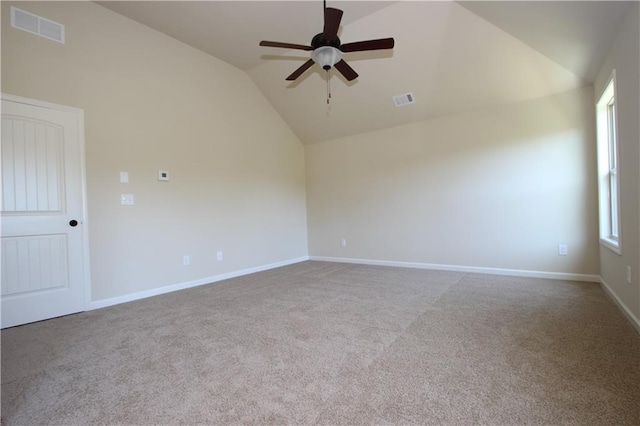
[595,70,622,254]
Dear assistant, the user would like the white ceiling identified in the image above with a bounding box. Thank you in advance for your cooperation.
[98,1,632,144]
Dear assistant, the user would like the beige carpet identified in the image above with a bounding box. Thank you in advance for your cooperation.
[2,261,639,424]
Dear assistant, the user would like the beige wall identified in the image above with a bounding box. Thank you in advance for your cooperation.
[1,2,308,301]
[306,87,599,276]
[594,3,640,321]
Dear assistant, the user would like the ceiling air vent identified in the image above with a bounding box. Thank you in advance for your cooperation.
[393,92,415,107]
[11,6,65,44]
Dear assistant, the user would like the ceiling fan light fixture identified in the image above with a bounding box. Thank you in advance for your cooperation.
[259,5,394,82]
[312,46,342,70]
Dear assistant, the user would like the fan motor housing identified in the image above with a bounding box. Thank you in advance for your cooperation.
[311,33,341,49]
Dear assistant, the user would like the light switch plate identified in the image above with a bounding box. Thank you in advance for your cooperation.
[158,170,169,181]
[120,171,129,183]
[121,194,134,205]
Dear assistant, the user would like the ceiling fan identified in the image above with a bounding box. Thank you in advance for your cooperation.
[259,1,395,82]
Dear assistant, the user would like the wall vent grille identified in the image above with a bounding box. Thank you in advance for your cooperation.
[393,93,415,107]
[11,7,65,44]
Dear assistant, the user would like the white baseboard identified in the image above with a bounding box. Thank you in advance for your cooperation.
[89,256,309,311]
[309,256,601,282]
[88,255,640,335]
[600,278,640,334]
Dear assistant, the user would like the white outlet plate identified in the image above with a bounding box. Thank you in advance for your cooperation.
[341,239,347,247]
[217,251,223,261]
[183,255,190,266]
[120,171,129,183]
[627,266,632,284]
[558,244,568,256]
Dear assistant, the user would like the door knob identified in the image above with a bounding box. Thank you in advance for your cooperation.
[69,220,78,227]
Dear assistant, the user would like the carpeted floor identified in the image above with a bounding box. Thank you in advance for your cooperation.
[2,261,639,424]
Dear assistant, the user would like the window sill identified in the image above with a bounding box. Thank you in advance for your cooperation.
[600,237,622,255]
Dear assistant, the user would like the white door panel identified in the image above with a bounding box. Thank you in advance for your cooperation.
[1,96,88,328]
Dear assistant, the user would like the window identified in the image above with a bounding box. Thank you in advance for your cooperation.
[596,70,621,254]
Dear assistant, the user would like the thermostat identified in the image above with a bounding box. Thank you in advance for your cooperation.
[158,170,170,181]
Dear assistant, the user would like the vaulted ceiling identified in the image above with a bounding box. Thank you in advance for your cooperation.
[98,1,632,144]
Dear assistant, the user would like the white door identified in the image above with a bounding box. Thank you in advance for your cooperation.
[1,95,88,328]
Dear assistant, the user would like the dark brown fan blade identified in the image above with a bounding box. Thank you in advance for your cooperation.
[323,7,343,41]
[340,38,395,53]
[334,59,358,81]
[260,41,313,51]
[286,59,315,81]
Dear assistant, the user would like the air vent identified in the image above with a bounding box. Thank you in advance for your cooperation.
[393,92,415,107]
[11,7,65,44]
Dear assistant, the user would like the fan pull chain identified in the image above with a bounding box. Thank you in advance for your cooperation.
[326,70,332,105]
